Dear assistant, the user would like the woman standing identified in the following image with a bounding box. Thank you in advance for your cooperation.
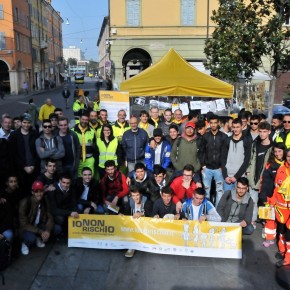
[96,124,122,179]
[270,148,290,267]
[259,143,286,247]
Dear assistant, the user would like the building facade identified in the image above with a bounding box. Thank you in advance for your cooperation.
[0,0,32,94]
[63,46,85,62]
[0,0,63,94]
[101,0,218,88]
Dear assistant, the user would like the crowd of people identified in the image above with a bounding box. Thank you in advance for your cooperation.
[0,93,289,264]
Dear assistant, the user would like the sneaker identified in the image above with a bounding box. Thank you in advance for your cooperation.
[36,237,45,248]
[262,240,274,248]
[125,249,135,258]
[21,243,29,255]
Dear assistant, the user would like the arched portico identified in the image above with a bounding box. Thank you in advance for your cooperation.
[122,48,152,80]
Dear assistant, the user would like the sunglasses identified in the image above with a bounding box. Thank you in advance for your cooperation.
[250,122,259,125]
[43,125,52,129]
[283,121,290,124]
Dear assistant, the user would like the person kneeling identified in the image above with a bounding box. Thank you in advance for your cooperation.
[152,186,180,220]
[122,185,152,258]
[181,188,221,222]
[217,177,254,235]
[19,181,55,255]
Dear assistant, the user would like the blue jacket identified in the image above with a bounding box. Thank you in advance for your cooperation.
[144,139,171,171]
[182,198,221,222]
[122,128,149,162]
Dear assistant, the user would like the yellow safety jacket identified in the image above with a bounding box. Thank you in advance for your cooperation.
[72,125,96,160]
[96,137,118,168]
[112,121,130,142]
[275,131,290,149]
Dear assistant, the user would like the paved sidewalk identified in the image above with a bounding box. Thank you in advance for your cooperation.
[2,224,287,290]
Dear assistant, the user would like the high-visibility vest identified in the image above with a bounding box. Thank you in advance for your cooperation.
[96,137,118,168]
[72,127,95,159]
[112,122,130,142]
[275,131,290,148]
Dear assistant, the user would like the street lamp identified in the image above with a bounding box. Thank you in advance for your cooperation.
[66,18,70,25]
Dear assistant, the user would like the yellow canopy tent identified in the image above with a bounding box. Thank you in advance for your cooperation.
[120,48,233,98]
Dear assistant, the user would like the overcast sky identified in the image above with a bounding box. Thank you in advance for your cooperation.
[52,0,108,61]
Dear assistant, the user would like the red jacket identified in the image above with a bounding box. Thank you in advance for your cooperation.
[269,162,290,207]
[170,176,197,204]
[100,171,129,202]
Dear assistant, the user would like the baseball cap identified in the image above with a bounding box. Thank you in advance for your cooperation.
[21,113,32,122]
[153,128,163,137]
[185,121,195,129]
[32,181,44,192]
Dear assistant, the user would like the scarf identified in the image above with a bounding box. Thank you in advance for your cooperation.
[117,121,126,135]
[78,124,87,162]
[139,122,149,130]
[275,158,284,166]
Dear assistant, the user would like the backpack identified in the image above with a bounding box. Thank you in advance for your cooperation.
[0,238,12,285]
[278,168,290,202]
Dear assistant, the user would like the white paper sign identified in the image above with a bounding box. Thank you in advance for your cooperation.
[171,104,180,113]
[215,99,226,111]
[201,102,211,114]
[179,103,189,115]
[190,101,202,110]
[210,101,217,113]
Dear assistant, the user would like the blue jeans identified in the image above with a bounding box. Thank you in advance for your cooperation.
[202,168,224,205]
[77,203,105,214]
[242,224,255,235]
[223,181,236,192]
[22,224,62,246]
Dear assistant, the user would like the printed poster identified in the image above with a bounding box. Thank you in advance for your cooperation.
[68,215,242,259]
[99,91,130,122]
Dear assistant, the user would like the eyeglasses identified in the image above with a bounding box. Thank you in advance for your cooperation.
[283,121,290,124]
[43,125,52,129]
[250,122,259,125]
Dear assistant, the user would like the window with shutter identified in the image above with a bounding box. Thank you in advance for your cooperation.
[127,0,140,26]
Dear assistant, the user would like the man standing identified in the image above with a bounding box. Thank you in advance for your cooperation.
[72,112,96,176]
[88,110,101,138]
[62,86,71,109]
[158,109,173,136]
[38,98,55,122]
[247,115,261,142]
[112,109,130,142]
[57,117,80,179]
[246,122,273,223]
[122,116,149,172]
[199,115,227,205]
[270,114,283,141]
[35,119,65,174]
[217,177,254,235]
[145,128,171,172]
[138,110,155,137]
[221,118,252,191]
[0,115,13,139]
[275,113,290,148]
[148,106,162,128]
[9,114,39,196]
[97,109,110,138]
[170,121,200,172]
[73,96,86,121]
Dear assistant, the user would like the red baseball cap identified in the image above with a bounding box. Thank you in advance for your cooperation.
[185,121,195,129]
[32,181,44,192]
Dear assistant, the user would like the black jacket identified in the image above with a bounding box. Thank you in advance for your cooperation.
[9,128,39,171]
[75,178,102,208]
[199,130,228,169]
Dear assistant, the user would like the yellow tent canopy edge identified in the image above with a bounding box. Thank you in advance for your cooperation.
[120,48,234,98]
